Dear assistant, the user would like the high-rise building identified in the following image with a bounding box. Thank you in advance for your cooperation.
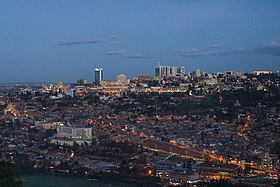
[94,68,103,84]
[155,65,185,77]
[176,66,185,77]
[155,65,170,77]
[171,66,178,76]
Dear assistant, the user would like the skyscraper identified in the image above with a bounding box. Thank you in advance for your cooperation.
[177,66,185,77]
[155,65,185,77]
[155,65,171,77]
[94,68,103,84]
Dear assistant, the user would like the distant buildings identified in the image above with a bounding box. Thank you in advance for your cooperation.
[77,79,87,86]
[117,73,128,85]
[51,125,92,146]
[95,68,103,84]
[138,74,150,83]
[155,65,185,77]
[57,125,92,139]
[253,70,272,75]
[75,86,86,97]
[224,71,244,77]
[195,69,201,78]
[51,124,93,146]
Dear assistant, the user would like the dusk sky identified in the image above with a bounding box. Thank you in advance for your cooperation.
[1,1,280,83]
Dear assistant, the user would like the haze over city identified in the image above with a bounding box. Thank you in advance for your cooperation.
[1,1,280,83]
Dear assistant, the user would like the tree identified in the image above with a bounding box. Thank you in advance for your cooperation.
[0,161,24,187]
[271,142,280,159]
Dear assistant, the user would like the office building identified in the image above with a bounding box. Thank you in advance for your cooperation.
[95,67,103,84]
[176,66,185,77]
[155,65,170,77]
[57,125,92,139]
[155,65,185,77]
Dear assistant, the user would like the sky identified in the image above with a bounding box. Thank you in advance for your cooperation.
[0,0,280,83]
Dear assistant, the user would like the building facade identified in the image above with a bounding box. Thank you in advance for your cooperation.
[155,65,185,77]
[57,125,92,139]
[95,68,103,84]
[117,73,128,85]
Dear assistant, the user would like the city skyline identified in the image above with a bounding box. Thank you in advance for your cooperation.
[1,1,280,83]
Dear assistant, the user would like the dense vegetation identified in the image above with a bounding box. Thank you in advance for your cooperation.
[0,161,24,187]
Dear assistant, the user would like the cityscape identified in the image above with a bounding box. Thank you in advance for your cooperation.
[1,66,280,186]
[1,1,280,187]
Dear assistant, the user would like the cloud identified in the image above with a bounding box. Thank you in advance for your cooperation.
[105,50,126,55]
[107,41,124,45]
[178,47,246,57]
[106,35,124,45]
[263,41,280,48]
[178,41,280,57]
[124,54,160,59]
[53,36,123,46]
[54,39,106,46]
[178,48,200,53]
[205,44,223,49]
[255,41,280,56]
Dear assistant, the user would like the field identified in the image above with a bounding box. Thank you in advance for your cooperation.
[21,174,138,187]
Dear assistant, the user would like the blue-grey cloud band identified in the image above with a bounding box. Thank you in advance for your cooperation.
[255,41,280,56]
[124,54,160,59]
[178,41,280,57]
[53,36,121,46]
[105,50,126,55]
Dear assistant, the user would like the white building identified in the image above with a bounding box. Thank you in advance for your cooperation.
[57,125,92,139]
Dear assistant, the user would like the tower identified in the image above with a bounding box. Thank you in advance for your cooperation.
[94,68,103,84]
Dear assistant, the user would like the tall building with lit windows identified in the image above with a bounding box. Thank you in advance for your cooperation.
[94,67,103,84]
[155,65,170,77]
[155,65,185,77]
[176,66,185,77]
